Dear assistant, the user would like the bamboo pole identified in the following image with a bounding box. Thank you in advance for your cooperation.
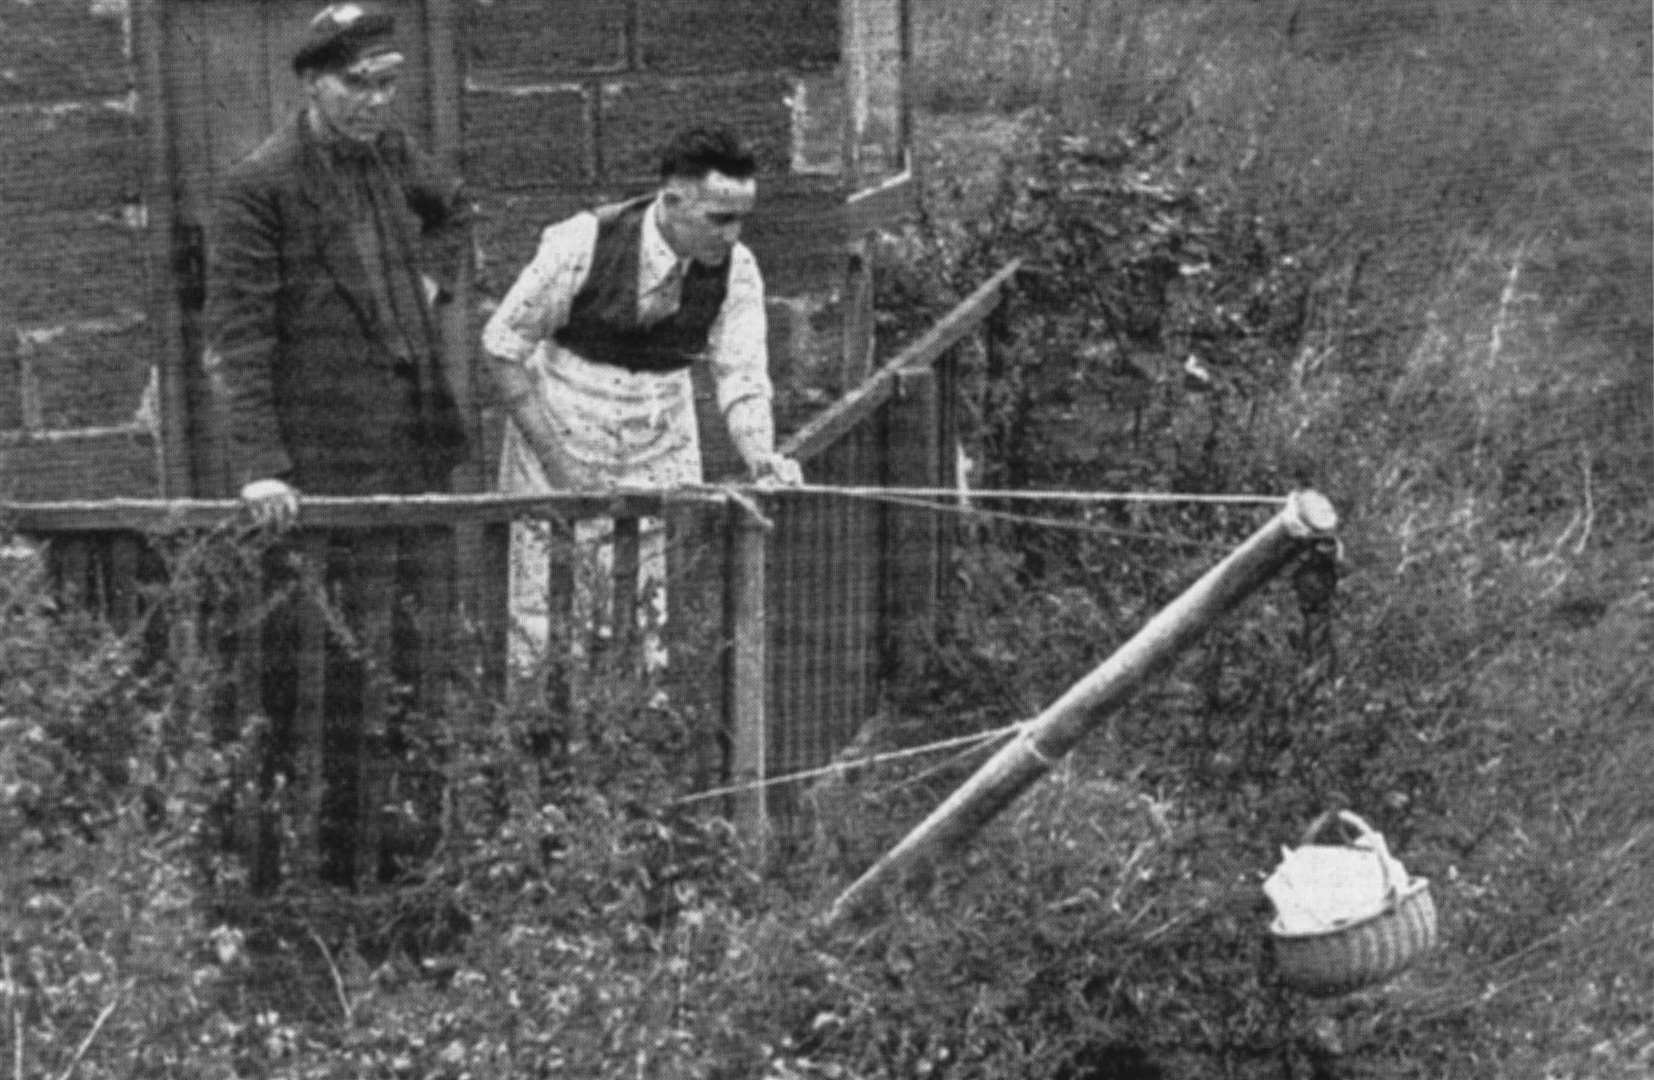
[827,490,1339,925]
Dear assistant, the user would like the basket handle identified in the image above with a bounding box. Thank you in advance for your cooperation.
[1299,810,1400,899]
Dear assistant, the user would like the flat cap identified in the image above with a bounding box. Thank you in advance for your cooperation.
[292,3,401,74]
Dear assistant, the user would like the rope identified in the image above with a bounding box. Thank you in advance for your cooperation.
[674,720,1027,805]
[685,482,1288,548]
[816,489,1235,549]
[713,484,776,531]
[776,484,1288,507]
[1018,731,1058,769]
[4,484,1286,535]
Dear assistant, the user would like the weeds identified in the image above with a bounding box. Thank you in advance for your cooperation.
[2,0,1649,1076]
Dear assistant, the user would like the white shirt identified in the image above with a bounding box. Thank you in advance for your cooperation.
[483,199,771,492]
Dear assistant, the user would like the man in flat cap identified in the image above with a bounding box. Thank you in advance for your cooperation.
[203,2,472,884]
[207,1,471,520]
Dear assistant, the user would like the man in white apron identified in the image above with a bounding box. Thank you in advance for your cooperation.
[483,125,800,685]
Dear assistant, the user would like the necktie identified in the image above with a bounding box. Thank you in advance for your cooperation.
[641,260,685,324]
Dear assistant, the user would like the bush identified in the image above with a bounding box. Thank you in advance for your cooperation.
[3,2,1649,1076]
[0,541,245,1079]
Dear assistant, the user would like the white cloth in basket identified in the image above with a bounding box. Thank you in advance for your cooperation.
[1265,836,1410,935]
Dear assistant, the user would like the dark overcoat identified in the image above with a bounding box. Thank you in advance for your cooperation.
[204,113,470,495]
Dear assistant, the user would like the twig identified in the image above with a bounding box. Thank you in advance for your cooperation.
[306,926,355,1026]
[53,980,129,1080]
[1571,446,1594,556]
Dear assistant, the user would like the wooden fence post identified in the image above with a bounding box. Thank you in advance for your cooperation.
[727,504,770,851]
[882,367,942,682]
[828,491,1340,925]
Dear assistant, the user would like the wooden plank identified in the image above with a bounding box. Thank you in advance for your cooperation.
[780,259,1020,463]
[610,515,640,659]
[414,525,456,714]
[351,530,401,888]
[825,451,852,765]
[797,484,828,777]
[841,244,876,384]
[881,368,941,682]
[264,2,300,130]
[846,435,875,747]
[166,0,212,229]
[422,0,462,167]
[759,495,788,795]
[848,427,878,728]
[399,0,434,145]
[53,530,93,607]
[134,0,194,497]
[475,521,513,694]
[727,507,769,847]
[544,514,578,724]
[165,0,222,495]
[232,553,266,726]
[289,532,330,884]
[2,490,722,533]
[817,446,846,767]
[233,538,271,888]
[106,533,145,631]
[201,0,274,179]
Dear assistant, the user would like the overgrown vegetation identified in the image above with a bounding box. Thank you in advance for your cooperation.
[3,0,1650,1076]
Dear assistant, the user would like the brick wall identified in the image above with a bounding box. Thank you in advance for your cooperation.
[0,0,161,498]
[461,0,889,476]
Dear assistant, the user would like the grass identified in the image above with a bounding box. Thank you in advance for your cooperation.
[904,0,1651,1075]
[1,1,1649,1076]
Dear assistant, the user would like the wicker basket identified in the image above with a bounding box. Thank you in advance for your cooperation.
[1269,811,1438,996]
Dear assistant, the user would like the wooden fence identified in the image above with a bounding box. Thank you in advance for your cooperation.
[1,262,1019,885]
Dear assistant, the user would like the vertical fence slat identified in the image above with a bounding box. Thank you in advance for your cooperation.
[290,532,330,884]
[763,495,789,801]
[611,514,641,660]
[790,488,819,781]
[849,424,877,728]
[478,521,512,694]
[233,543,272,887]
[830,449,855,757]
[233,555,266,722]
[806,465,832,773]
[546,515,579,733]
[728,506,769,847]
[54,536,92,606]
[353,530,401,887]
[884,367,942,682]
[415,525,456,713]
[107,533,143,631]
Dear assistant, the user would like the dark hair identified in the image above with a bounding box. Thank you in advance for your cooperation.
[658,125,758,182]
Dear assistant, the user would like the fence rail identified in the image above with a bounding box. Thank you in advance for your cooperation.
[1,262,1021,883]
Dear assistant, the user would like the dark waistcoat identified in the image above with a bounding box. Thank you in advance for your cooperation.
[553,198,731,373]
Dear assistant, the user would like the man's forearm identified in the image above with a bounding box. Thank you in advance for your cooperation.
[487,356,572,488]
